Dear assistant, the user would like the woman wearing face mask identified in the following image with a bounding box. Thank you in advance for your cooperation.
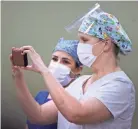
[10,5,135,129]
[12,38,82,129]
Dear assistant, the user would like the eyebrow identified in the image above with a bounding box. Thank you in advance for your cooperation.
[52,55,72,62]
[80,35,89,40]
[52,55,58,58]
[62,58,72,62]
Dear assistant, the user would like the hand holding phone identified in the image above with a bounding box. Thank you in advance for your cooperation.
[12,47,28,67]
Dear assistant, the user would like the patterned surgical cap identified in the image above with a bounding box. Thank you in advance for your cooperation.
[79,12,132,55]
[53,38,82,67]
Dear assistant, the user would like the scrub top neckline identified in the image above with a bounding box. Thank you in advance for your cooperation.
[81,70,124,95]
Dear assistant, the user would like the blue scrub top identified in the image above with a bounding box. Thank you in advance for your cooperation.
[27,91,57,129]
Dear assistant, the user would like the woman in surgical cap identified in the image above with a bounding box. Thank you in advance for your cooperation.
[11,38,82,129]
[10,4,135,129]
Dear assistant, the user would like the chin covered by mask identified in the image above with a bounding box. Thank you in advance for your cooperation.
[48,61,75,87]
[77,42,103,67]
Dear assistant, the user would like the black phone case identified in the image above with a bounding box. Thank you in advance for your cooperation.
[24,53,28,67]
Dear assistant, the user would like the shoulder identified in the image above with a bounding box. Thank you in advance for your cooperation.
[88,71,135,119]
[65,75,91,92]
[108,71,135,92]
[94,71,135,106]
[86,71,135,103]
[100,71,135,94]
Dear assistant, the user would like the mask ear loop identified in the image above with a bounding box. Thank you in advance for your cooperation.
[96,40,108,57]
[70,70,77,78]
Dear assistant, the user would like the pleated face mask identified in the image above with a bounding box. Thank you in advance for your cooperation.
[77,41,104,67]
[48,61,74,87]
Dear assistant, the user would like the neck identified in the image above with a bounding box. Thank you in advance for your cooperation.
[92,54,120,80]
[64,74,80,88]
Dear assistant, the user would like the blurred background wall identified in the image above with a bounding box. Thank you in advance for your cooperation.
[1,1,138,129]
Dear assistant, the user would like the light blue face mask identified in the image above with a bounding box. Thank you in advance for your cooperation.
[48,61,75,87]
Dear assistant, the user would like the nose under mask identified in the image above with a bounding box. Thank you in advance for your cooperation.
[77,43,97,67]
[77,42,104,67]
[48,62,75,87]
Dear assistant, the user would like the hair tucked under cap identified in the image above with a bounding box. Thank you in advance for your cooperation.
[53,38,82,67]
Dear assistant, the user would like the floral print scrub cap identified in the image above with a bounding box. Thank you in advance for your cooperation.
[65,3,132,55]
[78,5,132,55]
[53,38,82,67]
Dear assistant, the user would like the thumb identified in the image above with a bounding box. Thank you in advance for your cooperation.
[9,54,14,66]
[20,65,33,71]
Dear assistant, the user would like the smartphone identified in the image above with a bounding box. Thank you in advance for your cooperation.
[12,48,28,67]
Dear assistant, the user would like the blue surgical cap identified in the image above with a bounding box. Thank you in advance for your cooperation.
[53,38,82,67]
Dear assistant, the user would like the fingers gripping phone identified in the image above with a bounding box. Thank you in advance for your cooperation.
[12,48,28,67]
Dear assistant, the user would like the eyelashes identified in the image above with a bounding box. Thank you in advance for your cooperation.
[52,57,71,65]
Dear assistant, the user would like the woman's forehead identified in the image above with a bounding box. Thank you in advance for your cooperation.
[78,32,98,40]
[52,51,74,61]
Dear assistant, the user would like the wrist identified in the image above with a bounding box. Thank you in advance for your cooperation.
[13,72,24,80]
[14,76,26,89]
[40,68,50,76]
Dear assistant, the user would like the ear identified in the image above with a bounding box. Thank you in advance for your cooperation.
[103,37,112,52]
[71,66,83,77]
[74,66,83,75]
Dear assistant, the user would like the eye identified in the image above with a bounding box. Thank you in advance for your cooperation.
[62,60,70,65]
[52,57,58,62]
[81,37,88,42]
[83,39,88,42]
